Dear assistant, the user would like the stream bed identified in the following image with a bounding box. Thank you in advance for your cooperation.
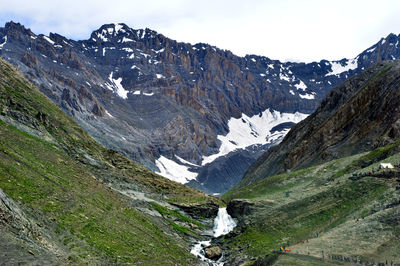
[190,207,236,265]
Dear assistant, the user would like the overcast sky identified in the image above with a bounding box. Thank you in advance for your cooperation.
[1,0,399,62]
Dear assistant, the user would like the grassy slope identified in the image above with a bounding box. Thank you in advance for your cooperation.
[223,143,400,265]
[0,58,214,263]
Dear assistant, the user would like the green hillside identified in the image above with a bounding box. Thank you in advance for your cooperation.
[222,142,400,265]
[0,57,216,264]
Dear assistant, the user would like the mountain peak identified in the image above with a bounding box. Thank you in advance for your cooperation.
[89,23,160,43]
[4,21,34,36]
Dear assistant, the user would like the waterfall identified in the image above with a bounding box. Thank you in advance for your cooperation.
[213,208,237,237]
[190,207,236,265]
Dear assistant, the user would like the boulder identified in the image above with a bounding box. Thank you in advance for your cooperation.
[204,245,222,260]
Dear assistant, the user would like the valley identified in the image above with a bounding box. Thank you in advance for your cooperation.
[1,19,400,265]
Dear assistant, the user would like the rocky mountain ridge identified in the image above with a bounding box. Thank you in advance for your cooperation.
[1,21,400,193]
[238,60,400,188]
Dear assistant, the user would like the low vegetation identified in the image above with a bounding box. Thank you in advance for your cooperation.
[223,144,400,265]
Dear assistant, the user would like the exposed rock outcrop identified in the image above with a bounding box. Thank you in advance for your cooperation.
[227,199,255,218]
[171,201,219,219]
[204,245,222,260]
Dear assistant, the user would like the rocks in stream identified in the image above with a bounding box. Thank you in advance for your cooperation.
[204,245,222,260]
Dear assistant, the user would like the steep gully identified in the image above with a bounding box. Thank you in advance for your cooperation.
[191,208,237,265]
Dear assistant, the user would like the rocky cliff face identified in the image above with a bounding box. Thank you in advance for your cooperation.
[1,21,400,193]
[238,60,400,188]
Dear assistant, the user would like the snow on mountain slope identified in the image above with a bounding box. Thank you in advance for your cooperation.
[326,58,358,76]
[155,109,308,184]
[108,72,129,99]
[0,35,7,48]
[155,155,198,184]
[201,109,308,165]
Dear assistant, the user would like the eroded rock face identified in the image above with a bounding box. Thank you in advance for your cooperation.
[204,245,222,260]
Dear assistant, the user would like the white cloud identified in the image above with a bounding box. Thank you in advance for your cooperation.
[0,0,399,62]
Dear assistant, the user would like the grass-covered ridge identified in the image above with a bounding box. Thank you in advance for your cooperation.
[222,144,400,264]
[0,57,215,264]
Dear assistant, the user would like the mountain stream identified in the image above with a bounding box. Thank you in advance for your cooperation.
[190,208,236,265]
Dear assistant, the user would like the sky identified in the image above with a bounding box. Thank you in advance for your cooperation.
[0,0,400,62]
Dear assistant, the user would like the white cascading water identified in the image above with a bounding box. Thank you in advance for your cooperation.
[190,208,236,265]
[213,208,237,237]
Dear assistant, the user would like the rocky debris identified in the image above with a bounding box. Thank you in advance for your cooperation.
[21,53,39,69]
[204,245,222,260]
[91,101,106,117]
[0,188,62,264]
[0,188,34,234]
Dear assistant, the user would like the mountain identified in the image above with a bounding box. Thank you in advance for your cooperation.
[218,61,400,265]
[0,57,219,264]
[237,60,400,188]
[1,21,400,193]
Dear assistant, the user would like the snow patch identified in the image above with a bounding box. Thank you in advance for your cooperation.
[122,48,134,52]
[43,36,54,45]
[326,58,358,76]
[201,109,308,165]
[299,93,315,100]
[96,31,109,42]
[108,72,129,99]
[289,90,295,95]
[140,52,150,58]
[154,48,165,53]
[279,73,292,82]
[133,90,141,95]
[155,156,198,184]
[156,74,165,79]
[0,36,7,48]
[143,92,154,96]
[294,80,307,91]
[114,23,124,34]
[105,110,114,118]
[122,37,134,43]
